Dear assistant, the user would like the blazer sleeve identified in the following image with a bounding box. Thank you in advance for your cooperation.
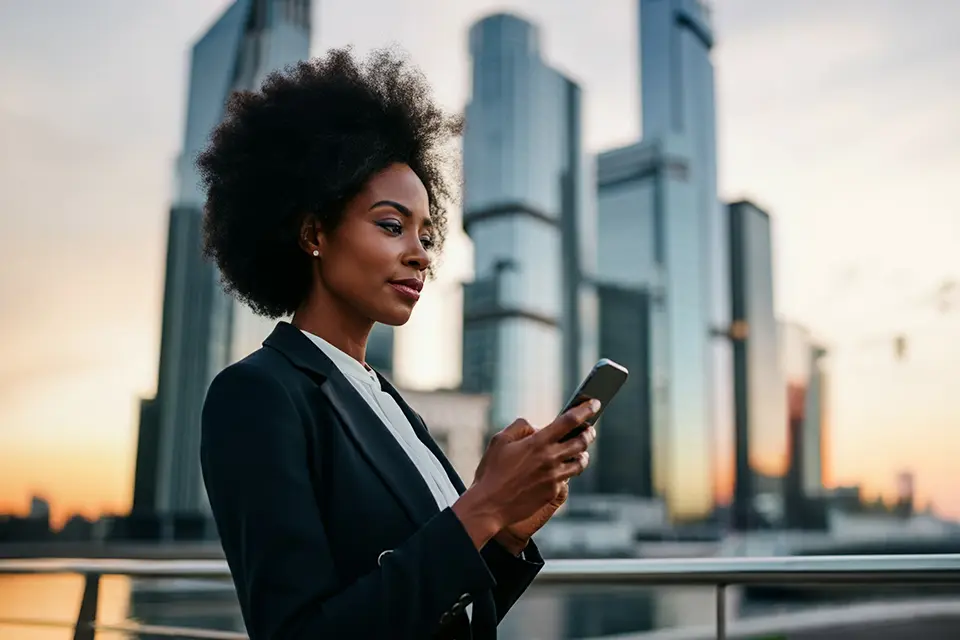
[200,362,499,640]
[410,406,545,623]
[481,538,544,622]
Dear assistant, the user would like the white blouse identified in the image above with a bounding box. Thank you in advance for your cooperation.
[301,330,463,511]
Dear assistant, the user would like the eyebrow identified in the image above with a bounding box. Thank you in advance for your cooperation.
[370,200,433,227]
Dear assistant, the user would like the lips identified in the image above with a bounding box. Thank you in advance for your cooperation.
[390,278,423,292]
[389,278,423,301]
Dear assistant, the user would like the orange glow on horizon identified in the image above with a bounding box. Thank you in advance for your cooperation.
[2,445,959,529]
[0,448,133,530]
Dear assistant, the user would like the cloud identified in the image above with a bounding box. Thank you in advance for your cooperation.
[713,1,960,333]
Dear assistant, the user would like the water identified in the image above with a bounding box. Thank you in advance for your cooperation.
[0,574,725,639]
[0,575,245,640]
[3,575,904,639]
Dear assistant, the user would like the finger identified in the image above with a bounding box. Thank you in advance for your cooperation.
[497,418,536,443]
[555,480,570,503]
[558,451,590,480]
[555,425,597,460]
[536,399,600,444]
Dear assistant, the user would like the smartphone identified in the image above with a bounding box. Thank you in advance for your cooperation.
[557,358,629,442]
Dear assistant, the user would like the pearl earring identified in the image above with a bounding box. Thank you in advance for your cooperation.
[312,250,319,257]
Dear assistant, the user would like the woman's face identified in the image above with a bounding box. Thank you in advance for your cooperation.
[314,163,434,327]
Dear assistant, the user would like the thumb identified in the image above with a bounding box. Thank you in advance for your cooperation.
[499,418,537,443]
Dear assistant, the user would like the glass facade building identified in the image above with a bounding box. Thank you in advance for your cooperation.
[591,284,654,497]
[596,139,714,521]
[779,322,828,505]
[728,200,787,530]
[461,13,597,432]
[136,0,311,520]
[584,0,724,521]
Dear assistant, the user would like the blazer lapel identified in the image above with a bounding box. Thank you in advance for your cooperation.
[263,322,441,527]
[377,372,469,495]
[323,372,444,527]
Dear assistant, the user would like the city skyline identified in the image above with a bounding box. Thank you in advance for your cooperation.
[2,0,960,526]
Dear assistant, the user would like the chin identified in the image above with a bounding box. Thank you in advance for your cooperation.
[375,307,415,327]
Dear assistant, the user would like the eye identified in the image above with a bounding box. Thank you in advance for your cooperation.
[376,220,403,236]
[421,235,436,250]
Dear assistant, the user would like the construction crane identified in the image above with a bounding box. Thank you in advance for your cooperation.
[857,277,957,363]
[711,277,957,364]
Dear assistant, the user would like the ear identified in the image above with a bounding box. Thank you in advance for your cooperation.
[299,215,324,258]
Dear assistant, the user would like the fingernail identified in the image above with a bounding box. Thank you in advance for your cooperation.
[589,399,601,412]
[587,426,597,441]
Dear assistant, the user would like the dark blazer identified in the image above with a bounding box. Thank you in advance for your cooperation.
[200,321,543,639]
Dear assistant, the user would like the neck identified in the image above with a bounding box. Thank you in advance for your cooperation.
[292,287,373,364]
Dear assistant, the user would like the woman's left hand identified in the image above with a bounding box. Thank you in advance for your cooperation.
[494,477,574,554]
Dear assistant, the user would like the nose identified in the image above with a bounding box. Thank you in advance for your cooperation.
[402,237,432,272]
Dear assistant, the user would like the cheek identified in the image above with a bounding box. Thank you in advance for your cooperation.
[321,235,390,293]
[321,251,363,294]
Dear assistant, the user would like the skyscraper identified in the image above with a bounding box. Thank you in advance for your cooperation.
[592,283,654,497]
[779,322,828,527]
[461,13,597,431]
[591,0,722,521]
[131,397,159,514]
[727,200,787,530]
[134,0,311,526]
[596,138,714,520]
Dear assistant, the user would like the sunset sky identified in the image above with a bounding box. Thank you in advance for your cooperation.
[1,0,959,528]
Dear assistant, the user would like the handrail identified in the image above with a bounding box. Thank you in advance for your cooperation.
[537,553,960,584]
[5,553,960,581]
[2,554,960,640]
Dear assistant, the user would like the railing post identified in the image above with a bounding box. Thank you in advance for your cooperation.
[73,572,101,640]
[715,584,726,640]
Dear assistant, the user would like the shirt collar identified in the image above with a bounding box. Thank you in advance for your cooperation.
[300,330,378,385]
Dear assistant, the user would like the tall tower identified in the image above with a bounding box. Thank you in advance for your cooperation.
[728,200,786,530]
[780,322,828,528]
[639,0,716,151]
[461,13,597,432]
[592,0,723,520]
[134,0,311,525]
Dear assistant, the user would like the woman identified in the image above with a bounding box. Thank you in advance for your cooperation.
[198,47,599,640]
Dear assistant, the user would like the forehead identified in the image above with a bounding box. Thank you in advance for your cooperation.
[361,164,430,212]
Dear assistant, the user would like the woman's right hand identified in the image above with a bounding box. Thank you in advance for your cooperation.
[451,399,600,549]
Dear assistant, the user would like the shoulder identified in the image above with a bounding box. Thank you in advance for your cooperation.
[206,350,286,402]
[201,349,306,441]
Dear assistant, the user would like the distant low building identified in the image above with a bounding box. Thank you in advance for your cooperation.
[401,388,491,483]
[28,496,50,522]
[535,494,669,558]
[59,515,95,542]
[0,496,53,542]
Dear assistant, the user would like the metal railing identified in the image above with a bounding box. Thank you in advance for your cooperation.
[2,554,960,639]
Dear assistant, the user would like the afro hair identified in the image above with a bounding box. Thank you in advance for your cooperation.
[197,46,462,318]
